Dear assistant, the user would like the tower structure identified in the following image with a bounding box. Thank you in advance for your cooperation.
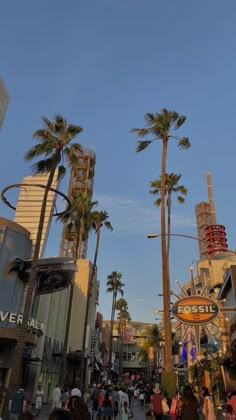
[0,77,9,130]
[195,172,228,259]
[60,147,96,259]
[14,173,59,257]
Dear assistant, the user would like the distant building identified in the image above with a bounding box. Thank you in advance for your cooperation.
[0,77,9,130]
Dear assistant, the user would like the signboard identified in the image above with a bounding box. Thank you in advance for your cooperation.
[172,296,219,325]
[0,310,44,335]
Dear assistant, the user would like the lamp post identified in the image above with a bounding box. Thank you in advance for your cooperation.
[147,233,236,255]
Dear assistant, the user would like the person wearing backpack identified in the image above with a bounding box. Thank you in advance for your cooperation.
[201,387,216,420]
[151,384,164,420]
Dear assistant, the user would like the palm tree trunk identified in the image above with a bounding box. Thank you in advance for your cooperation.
[59,223,81,385]
[80,225,101,392]
[108,291,117,379]
[160,139,172,372]
[9,157,59,390]
[119,332,124,376]
[166,192,171,263]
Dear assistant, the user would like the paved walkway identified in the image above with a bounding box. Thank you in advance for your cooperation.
[37,403,225,420]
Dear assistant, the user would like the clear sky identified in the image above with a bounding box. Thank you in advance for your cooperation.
[1,0,236,323]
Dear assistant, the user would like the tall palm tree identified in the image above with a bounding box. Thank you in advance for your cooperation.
[150,173,187,261]
[80,210,113,391]
[106,271,124,378]
[132,109,190,372]
[57,191,97,384]
[10,115,83,389]
[115,298,131,376]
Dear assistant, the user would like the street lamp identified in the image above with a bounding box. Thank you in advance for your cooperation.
[147,233,236,255]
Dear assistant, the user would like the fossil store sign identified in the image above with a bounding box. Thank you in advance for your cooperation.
[0,310,44,335]
[172,296,219,325]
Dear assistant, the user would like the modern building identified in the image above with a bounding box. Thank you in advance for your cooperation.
[14,173,59,256]
[0,77,9,130]
[0,217,35,415]
[13,172,61,397]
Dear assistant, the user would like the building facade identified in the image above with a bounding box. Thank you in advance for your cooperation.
[0,77,9,130]
[0,217,42,415]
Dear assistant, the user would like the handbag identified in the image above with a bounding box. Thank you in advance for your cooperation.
[162,398,170,414]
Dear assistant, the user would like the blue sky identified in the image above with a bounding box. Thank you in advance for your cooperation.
[1,0,236,322]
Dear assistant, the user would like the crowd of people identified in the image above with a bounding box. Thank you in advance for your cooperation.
[5,379,236,420]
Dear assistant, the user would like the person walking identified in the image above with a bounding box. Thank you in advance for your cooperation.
[35,385,44,416]
[52,385,62,409]
[170,391,179,420]
[9,384,27,420]
[71,384,81,398]
[201,386,216,420]
[177,385,199,420]
[121,400,129,420]
[151,384,164,420]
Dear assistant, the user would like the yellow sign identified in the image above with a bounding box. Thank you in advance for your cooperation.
[172,296,219,325]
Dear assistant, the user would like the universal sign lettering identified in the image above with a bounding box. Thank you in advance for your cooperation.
[0,310,44,334]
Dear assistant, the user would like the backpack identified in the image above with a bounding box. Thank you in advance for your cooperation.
[152,393,163,415]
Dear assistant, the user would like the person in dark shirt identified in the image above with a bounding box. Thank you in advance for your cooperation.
[177,385,199,420]
[9,384,27,420]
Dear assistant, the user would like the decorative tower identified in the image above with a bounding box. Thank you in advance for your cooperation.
[60,147,96,259]
[195,172,228,259]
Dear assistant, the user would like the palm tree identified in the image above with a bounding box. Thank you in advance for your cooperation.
[115,298,131,376]
[148,324,163,381]
[150,173,187,261]
[138,341,151,378]
[80,210,113,391]
[106,271,124,378]
[57,191,97,384]
[132,109,190,372]
[10,115,83,389]
[58,191,98,259]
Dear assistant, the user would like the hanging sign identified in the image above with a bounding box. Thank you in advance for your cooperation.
[172,296,219,325]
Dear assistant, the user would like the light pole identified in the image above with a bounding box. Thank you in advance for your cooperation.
[147,233,236,255]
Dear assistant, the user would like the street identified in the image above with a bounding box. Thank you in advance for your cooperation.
[36,402,226,420]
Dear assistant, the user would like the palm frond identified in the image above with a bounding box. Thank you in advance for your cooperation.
[66,124,83,139]
[57,165,66,180]
[24,142,55,161]
[178,137,191,149]
[174,115,186,129]
[104,221,113,231]
[154,198,161,207]
[136,140,152,153]
[177,196,185,204]
[31,158,55,174]
[131,128,149,137]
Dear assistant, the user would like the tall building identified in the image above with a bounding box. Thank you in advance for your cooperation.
[195,172,228,259]
[0,77,9,130]
[60,147,96,259]
[14,173,59,256]
[14,173,60,396]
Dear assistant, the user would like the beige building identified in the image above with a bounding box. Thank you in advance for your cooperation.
[14,173,59,256]
[0,77,9,130]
